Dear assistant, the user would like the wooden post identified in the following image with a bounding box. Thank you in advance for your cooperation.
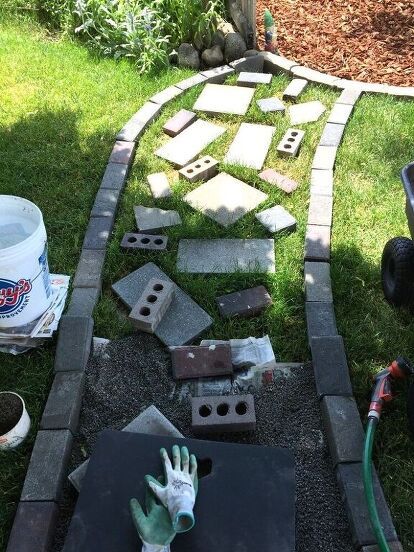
[239,0,256,47]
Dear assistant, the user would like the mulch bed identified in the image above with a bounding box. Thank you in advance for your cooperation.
[256,0,414,86]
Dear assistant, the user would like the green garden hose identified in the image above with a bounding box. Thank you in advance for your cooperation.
[363,417,391,552]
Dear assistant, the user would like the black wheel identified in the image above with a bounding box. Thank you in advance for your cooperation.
[381,237,414,306]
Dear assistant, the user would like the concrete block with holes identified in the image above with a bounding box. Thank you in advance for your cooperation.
[277,128,305,158]
[178,156,219,183]
[129,278,174,333]
[191,394,256,433]
[121,233,168,251]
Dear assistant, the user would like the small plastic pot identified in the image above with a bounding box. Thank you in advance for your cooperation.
[0,391,31,450]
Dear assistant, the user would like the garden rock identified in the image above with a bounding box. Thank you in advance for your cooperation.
[202,45,224,68]
[212,30,225,50]
[178,43,200,70]
[225,32,247,63]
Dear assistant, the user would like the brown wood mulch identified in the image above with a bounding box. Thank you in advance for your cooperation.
[256,0,414,86]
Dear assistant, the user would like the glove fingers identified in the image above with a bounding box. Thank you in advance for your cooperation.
[181,446,190,473]
[130,498,147,530]
[145,487,157,513]
[146,475,168,507]
[160,447,173,481]
[189,454,198,479]
[172,444,181,470]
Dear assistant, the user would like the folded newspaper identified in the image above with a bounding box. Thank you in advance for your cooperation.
[0,274,70,355]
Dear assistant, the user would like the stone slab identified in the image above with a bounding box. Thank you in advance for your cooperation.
[327,103,354,125]
[177,239,275,273]
[308,195,333,227]
[121,233,168,251]
[112,262,213,346]
[73,249,105,289]
[183,172,268,227]
[230,55,264,73]
[237,71,272,87]
[337,88,362,106]
[305,301,337,341]
[6,501,58,552]
[361,544,403,552]
[171,344,233,380]
[134,205,181,233]
[129,278,174,334]
[305,261,333,302]
[163,109,197,137]
[117,102,162,142]
[147,172,172,199]
[66,287,100,317]
[175,73,207,91]
[108,140,136,166]
[319,123,345,147]
[256,97,285,113]
[216,285,272,318]
[259,169,298,193]
[193,83,254,116]
[291,66,337,86]
[305,224,331,261]
[191,394,256,433]
[289,101,326,125]
[40,372,84,432]
[277,128,305,158]
[200,65,235,84]
[150,85,183,106]
[21,430,73,501]
[336,462,398,547]
[321,396,365,466]
[82,216,113,250]
[224,123,275,170]
[310,336,353,398]
[54,315,94,372]
[91,188,121,218]
[68,405,183,492]
[312,145,338,171]
[155,119,226,168]
[100,162,128,191]
[310,169,334,196]
[282,78,308,101]
[178,155,219,183]
[256,205,297,233]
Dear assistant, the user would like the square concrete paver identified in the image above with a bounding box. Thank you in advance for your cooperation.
[256,98,285,113]
[184,172,267,227]
[259,169,298,193]
[193,83,254,116]
[256,205,297,233]
[177,239,275,273]
[289,101,326,125]
[319,123,345,147]
[155,119,226,168]
[147,172,172,199]
[224,123,275,170]
[237,72,272,88]
[134,206,181,233]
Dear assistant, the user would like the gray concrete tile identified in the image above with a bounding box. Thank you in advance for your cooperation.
[73,249,105,289]
[117,102,162,142]
[327,103,354,125]
[54,315,94,372]
[304,261,333,302]
[100,162,128,191]
[255,205,297,233]
[310,169,334,196]
[200,65,235,84]
[312,145,337,171]
[289,101,326,124]
[40,372,84,432]
[305,224,331,261]
[82,216,113,250]
[337,88,362,106]
[193,83,254,116]
[256,97,285,113]
[150,85,183,106]
[134,206,181,233]
[319,123,345,147]
[91,188,121,218]
[66,287,100,317]
[109,140,136,165]
[291,66,337,86]
[230,55,264,73]
[6,502,58,552]
[237,71,272,87]
[224,123,275,170]
[310,335,353,398]
[308,195,333,227]
[175,73,207,91]
[147,172,172,199]
[282,78,308,101]
[305,301,337,341]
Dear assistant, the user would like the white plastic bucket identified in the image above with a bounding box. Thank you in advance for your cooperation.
[0,391,31,450]
[0,195,52,328]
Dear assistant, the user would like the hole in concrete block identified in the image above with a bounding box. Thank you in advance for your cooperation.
[235,401,248,415]
[187,169,194,174]
[154,239,163,245]
[153,283,164,292]
[287,138,295,142]
[146,295,158,303]
[197,457,213,479]
[291,131,298,137]
[195,164,201,169]
[204,159,211,164]
[199,404,212,417]
[140,306,151,316]
[284,144,292,149]
[127,236,137,243]
[217,403,229,416]
[141,238,151,244]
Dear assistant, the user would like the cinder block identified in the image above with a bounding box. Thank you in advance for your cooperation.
[282,78,308,101]
[163,109,197,137]
[100,162,128,191]
[121,233,168,251]
[321,396,365,466]
[171,344,233,380]
[192,394,256,433]
[336,463,398,547]
[66,286,100,317]
[200,65,235,84]
[305,262,333,302]
[129,278,174,333]
[305,301,337,341]
[178,155,219,183]
[277,128,305,157]
[305,224,331,262]
[6,502,58,552]
[216,285,272,318]
[147,172,172,199]
[40,372,84,432]
[310,169,334,196]
[308,195,333,227]
[73,249,105,289]
[108,140,136,166]
[91,188,121,218]
[82,216,113,250]
[21,430,73,501]
[236,71,272,87]
[54,315,94,372]
[310,336,353,398]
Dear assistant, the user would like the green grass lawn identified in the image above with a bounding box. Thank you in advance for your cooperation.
[1,11,414,552]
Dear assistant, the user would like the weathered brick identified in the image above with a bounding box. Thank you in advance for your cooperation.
[129,278,174,333]
[73,249,105,289]
[305,224,331,261]
[54,315,94,372]
[216,285,272,318]
[163,109,197,137]
[108,140,136,166]
[6,502,58,552]
[192,394,256,433]
[310,336,353,398]
[171,344,233,380]
[40,372,84,432]
[305,262,333,302]
[82,216,113,250]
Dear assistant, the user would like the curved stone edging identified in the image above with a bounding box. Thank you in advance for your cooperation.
[6,56,410,551]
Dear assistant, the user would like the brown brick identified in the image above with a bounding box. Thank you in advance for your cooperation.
[171,344,233,380]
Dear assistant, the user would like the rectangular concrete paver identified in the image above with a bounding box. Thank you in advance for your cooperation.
[310,335,353,398]
[163,109,197,137]
[156,119,226,167]
[129,278,174,333]
[289,101,326,125]
[109,140,136,165]
[134,206,181,233]
[177,239,275,273]
[193,83,254,116]
[200,65,235,84]
[91,188,121,218]
[150,85,183,106]
[100,162,128,191]
[259,168,298,193]
[73,249,105,289]
[216,286,272,318]
[305,224,331,261]
[6,502,58,552]
[82,216,113,250]
[310,169,334,196]
[256,98,285,113]
[67,287,100,317]
[112,262,213,346]
[184,172,267,227]
[191,394,256,433]
[40,372,84,432]
[312,145,337,170]
[282,78,308,101]
[305,301,337,341]
[237,71,272,87]
[256,205,297,233]
[308,195,333,227]
[327,103,354,125]
[171,344,233,380]
[54,315,94,372]
[224,123,275,170]
[361,544,403,552]
[337,88,362,105]
[305,261,333,302]
[175,73,207,91]
[147,172,172,199]
[319,123,345,147]
[117,102,162,142]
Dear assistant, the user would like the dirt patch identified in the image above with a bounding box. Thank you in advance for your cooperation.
[256,0,414,86]
[0,392,23,435]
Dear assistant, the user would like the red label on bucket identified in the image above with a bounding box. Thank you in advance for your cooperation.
[0,278,32,317]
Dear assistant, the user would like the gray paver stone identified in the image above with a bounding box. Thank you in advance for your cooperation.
[121,233,168,251]
[361,543,403,552]
[21,430,73,501]
[310,336,353,398]
[237,71,272,87]
[277,128,305,157]
[40,372,84,432]
[200,65,235,84]
[150,85,183,106]
[171,344,233,380]
[289,101,326,125]
[258,51,298,73]
[312,145,337,171]
[175,73,207,91]
[193,83,254,116]
[308,195,333,227]
[91,188,121,218]
[216,285,272,318]
[108,140,136,165]
[117,101,162,142]
[321,395,365,466]
[282,78,308,101]
[163,109,197,137]
[179,156,219,183]
[6,502,58,552]
[147,172,172,199]
[337,88,362,105]
[256,205,297,233]
[112,262,213,346]
[82,216,113,250]
[336,462,398,546]
[230,55,264,73]
[291,66,337,86]
[134,206,181,233]
[177,239,276,273]
[310,169,334,196]
[54,315,94,372]
[259,168,298,193]
[256,98,285,113]
[327,103,354,125]
[305,301,337,341]
[305,261,333,302]
[129,278,174,333]
[305,224,331,261]
[319,123,345,147]
[73,249,105,289]
[224,123,275,169]
[66,286,100,317]
[100,162,128,191]
[192,394,256,433]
